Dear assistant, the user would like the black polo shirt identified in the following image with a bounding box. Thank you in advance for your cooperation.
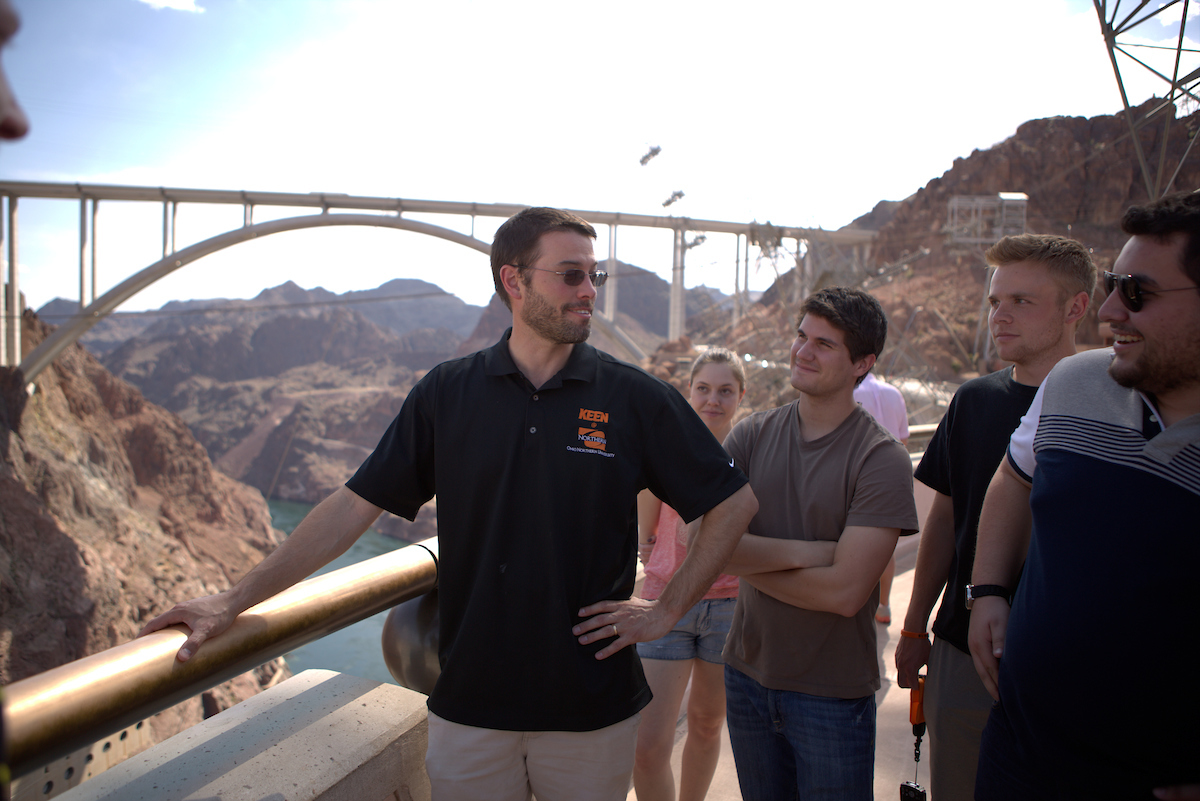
[347,330,748,731]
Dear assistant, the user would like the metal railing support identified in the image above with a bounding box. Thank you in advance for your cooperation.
[604,222,618,321]
[3,537,439,779]
[669,227,685,341]
[79,197,88,311]
[5,195,18,366]
[0,196,6,367]
[90,199,98,305]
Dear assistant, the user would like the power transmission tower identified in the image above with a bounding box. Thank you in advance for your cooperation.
[1095,0,1200,198]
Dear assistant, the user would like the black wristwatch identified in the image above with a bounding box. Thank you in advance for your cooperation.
[965,584,1011,610]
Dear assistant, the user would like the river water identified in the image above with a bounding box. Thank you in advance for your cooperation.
[267,499,406,686]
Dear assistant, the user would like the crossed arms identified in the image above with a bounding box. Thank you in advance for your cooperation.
[721,524,900,617]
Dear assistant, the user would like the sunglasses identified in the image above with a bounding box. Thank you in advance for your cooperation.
[517,265,609,288]
[1103,270,1199,312]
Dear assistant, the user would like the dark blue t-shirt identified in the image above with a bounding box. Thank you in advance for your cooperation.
[980,349,1200,798]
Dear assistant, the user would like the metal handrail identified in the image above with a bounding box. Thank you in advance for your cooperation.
[3,537,439,779]
[908,422,938,453]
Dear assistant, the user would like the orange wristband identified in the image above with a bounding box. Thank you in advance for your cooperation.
[900,629,929,639]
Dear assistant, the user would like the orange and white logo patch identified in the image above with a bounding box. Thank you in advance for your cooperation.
[577,427,607,451]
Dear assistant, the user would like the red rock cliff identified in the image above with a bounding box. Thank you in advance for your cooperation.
[0,312,287,749]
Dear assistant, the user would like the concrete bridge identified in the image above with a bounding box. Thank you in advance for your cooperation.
[0,181,876,383]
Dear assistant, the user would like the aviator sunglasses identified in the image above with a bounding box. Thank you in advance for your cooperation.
[516,265,609,288]
[1103,270,1199,312]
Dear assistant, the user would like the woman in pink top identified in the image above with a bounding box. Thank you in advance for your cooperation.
[634,348,746,801]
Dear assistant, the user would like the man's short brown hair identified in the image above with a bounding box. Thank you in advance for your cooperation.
[985,234,1097,301]
[799,287,888,386]
[491,207,597,309]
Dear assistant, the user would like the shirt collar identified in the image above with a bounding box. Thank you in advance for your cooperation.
[483,328,599,387]
[1139,390,1165,438]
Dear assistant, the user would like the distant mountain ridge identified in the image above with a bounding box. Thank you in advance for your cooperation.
[37,277,484,356]
[37,267,725,529]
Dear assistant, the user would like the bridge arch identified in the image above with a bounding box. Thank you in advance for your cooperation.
[5,180,878,380]
[20,213,492,383]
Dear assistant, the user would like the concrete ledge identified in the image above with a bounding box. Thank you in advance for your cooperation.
[56,670,431,801]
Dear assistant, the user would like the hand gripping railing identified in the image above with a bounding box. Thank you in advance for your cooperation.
[3,537,439,779]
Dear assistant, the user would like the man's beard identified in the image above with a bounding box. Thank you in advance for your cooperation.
[1107,339,1198,396]
[520,280,591,345]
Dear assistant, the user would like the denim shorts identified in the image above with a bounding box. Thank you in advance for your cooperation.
[636,597,735,664]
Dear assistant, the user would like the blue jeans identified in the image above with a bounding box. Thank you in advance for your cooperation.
[724,665,875,801]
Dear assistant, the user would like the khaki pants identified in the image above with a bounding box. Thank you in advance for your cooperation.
[925,637,995,801]
[425,711,640,801]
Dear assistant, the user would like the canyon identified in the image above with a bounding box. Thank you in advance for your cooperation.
[3,97,1194,761]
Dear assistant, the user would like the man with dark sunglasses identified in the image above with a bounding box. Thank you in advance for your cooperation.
[895,233,1094,801]
[968,192,1200,800]
[143,206,759,801]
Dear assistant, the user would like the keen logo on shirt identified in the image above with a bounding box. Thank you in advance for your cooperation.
[569,408,616,458]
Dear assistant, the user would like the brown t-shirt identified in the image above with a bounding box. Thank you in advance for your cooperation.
[722,402,918,698]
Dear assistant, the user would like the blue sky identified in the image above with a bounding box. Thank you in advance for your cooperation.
[3,0,1196,311]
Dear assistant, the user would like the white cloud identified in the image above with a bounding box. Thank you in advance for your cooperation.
[135,0,205,12]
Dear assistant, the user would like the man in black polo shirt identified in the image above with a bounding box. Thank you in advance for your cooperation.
[142,207,758,801]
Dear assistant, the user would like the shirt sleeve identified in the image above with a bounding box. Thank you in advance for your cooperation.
[641,384,749,524]
[1005,381,1045,483]
[345,371,438,520]
[914,396,955,496]
[723,416,752,475]
[847,440,920,536]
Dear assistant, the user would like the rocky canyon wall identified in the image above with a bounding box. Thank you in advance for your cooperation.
[0,312,287,751]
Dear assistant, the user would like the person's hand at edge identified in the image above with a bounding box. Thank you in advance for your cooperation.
[895,633,931,689]
[573,597,674,660]
[966,595,1008,701]
[138,592,240,663]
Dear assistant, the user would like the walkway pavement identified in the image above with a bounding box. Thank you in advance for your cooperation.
[628,481,938,801]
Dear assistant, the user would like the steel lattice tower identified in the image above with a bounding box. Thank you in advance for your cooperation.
[1095,0,1200,198]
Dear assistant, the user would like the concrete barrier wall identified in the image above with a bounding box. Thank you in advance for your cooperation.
[54,670,430,801]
